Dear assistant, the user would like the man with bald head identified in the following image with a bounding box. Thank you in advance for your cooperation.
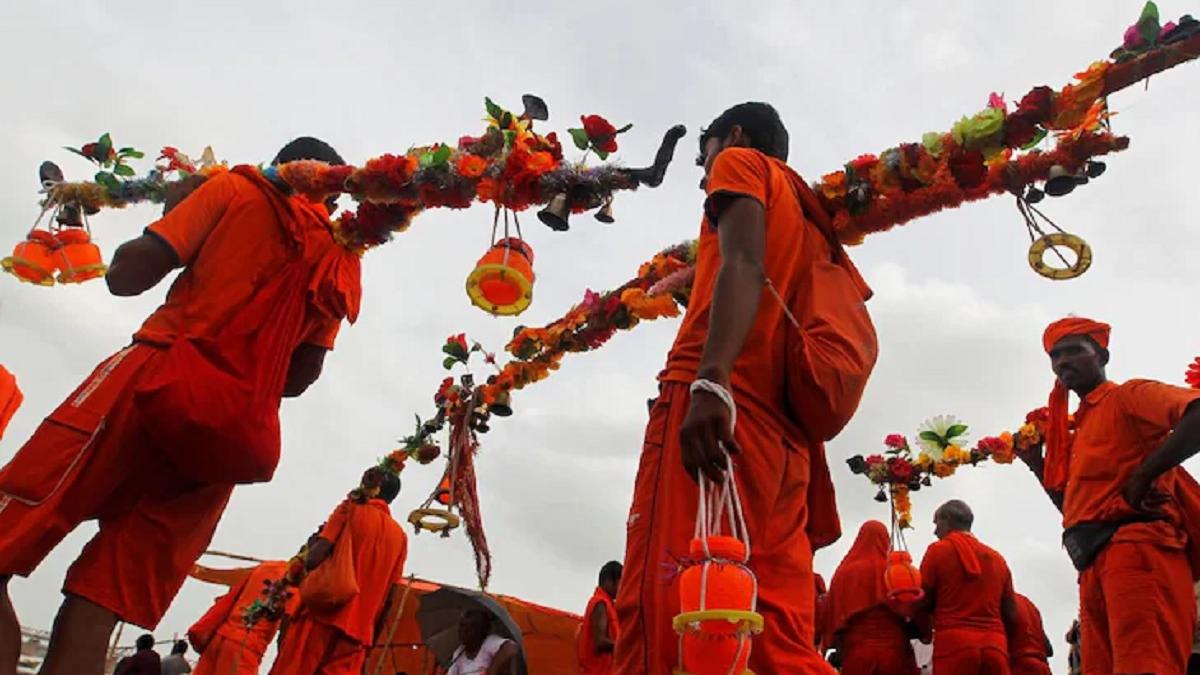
[918,500,1018,674]
[1016,317,1200,673]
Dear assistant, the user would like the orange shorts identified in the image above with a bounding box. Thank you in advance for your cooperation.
[0,344,233,628]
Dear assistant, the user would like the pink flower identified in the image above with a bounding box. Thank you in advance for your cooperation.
[988,92,1006,110]
[1124,24,1146,50]
[884,434,908,450]
[1161,21,1178,40]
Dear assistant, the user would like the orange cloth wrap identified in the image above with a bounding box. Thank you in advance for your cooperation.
[1040,317,1111,492]
[824,521,889,645]
[0,365,21,441]
[268,617,365,675]
[920,533,1013,673]
[189,561,294,675]
[578,587,618,674]
[1008,593,1051,675]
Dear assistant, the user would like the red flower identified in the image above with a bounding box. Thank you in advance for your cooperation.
[1025,407,1050,424]
[543,132,564,162]
[458,135,482,149]
[1003,112,1039,148]
[1016,87,1054,124]
[884,434,908,450]
[449,333,469,352]
[949,150,987,189]
[1186,357,1200,389]
[581,115,619,154]
[888,457,915,482]
[865,454,884,467]
[849,154,879,173]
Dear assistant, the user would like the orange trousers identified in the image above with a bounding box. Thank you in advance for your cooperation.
[269,615,365,675]
[839,631,918,675]
[1079,540,1195,674]
[1009,655,1052,675]
[0,345,233,628]
[933,629,1009,674]
[193,633,267,675]
[613,383,833,674]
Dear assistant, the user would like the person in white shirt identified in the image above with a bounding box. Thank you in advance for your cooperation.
[446,610,519,675]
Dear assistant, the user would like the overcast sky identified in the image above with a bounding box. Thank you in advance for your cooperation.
[3,1,1199,671]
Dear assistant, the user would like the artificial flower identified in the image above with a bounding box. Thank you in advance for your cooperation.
[1187,357,1200,389]
[885,434,908,450]
[988,92,1007,110]
[948,150,987,189]
[581,115,619,153]
[915,415,969,459]
[1016,87,1055,122]
[456,154,489,179]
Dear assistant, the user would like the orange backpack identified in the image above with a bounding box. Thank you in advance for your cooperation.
[300,520,360,613]
[776,169,878,443]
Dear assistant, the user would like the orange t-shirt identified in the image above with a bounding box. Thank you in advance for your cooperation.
[661,147,824,419]
[1008,593,1049,662]
[314,499,408,644]
[1063,379,1200,540]
[920,534,1012,638]
[135,170,342,349]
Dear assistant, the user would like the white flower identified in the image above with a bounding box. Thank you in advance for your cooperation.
[916,415,970,459]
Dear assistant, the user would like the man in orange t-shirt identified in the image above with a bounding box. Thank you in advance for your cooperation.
[1008,592,1052,675]
[825,521,918,675]
[919,500,1018,674]
[578,561,621,674]
[613,102,871,674]
[1017,317,1200,674]
[270,471,408,675]
[188,560,297,675]
[0,138,360,675]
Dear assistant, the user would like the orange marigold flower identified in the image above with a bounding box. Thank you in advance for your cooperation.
[457,154,489,179]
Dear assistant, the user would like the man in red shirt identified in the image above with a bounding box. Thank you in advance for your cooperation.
[1018,317,1200,673]
[578,561,621,674]
[919,500,1018,673]
[1009,592,1052,675]
[613,102,870,674]
[0,138,360,675]
[113,634,161,675]
[270,471,408,674]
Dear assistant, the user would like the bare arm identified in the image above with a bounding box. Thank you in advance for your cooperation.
[1126,403,1200,507]
[679,196,766,482]
[283,344,329,398]
[487,640,519,675]
[105,234,177,296]
[373,584,400,646]
[589,603,614,653]
[1015,444,1065,513]
[304,538,333,571]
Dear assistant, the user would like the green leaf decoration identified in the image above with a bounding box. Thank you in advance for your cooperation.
[120,149,145,159]
[615,123,634,134]
[95,133,113,162]
[918,431,942,443]
[945,424,968,439]
[594,148,609,161]
[1138,2,1161,44]
[568,127,590,151]
[64,146,87,158]
[113,163,136,177]
[485,97,504,121]
[431,144,452,166]
[94,171,120,192]
[1020,127,1048,150]
[442,356,458,370]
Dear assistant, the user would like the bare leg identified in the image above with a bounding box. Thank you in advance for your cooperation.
[0,575,18,675]
[38,594,117,675]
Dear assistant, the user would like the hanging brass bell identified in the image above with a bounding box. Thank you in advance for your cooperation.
[594,196,615,224]
[538,193,570,231]
[1043,165,1077,197]
[1025,186,1045,204]
[1085,161,1106,178]
[488,390,513,417]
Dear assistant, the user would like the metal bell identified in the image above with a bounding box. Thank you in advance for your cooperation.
[1044,165,1077,197]
[1086,161,1107,178]
[537,193,570,231]
[1025,186,1045,204]
[488,391,513,417]
[594,196,615,224]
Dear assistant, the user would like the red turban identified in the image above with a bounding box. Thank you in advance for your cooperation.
[1041,317,1111,491]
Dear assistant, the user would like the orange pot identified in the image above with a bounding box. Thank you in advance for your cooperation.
[884,550,924,603]
[678,536,755,675]
[465,237,535,316]
[434,475,453,506]
[55,229,107,284]
[1,230,59,286]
